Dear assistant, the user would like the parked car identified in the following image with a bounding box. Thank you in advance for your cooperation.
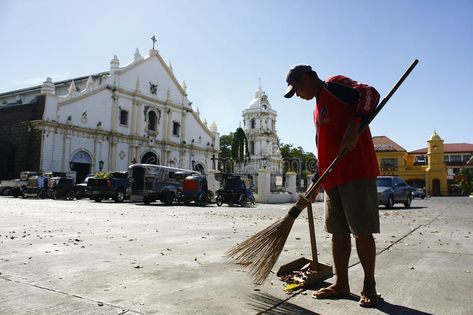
[75,176,93,199]
[87,171,129,202]
[128,164,196,205]
[412,188,426,199]
[0,179,18,196]
[377,176,415,209]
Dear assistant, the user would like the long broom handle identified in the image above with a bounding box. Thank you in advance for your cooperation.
[306,202,319,269]
[289,59,419,219]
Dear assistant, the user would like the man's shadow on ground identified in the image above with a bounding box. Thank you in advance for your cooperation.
[247,285,433,315]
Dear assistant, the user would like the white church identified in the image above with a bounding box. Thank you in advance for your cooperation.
[0,46,219,183]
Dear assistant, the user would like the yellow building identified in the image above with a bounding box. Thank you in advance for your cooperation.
[373,131,450,196]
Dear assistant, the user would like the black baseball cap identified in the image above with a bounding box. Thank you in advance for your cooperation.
[284,65,313,98]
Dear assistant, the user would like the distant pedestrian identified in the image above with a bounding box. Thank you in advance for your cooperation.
[37,172,46,198]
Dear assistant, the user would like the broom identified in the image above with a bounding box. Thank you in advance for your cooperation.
[227,59,419,284]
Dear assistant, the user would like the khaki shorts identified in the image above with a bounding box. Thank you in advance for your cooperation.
[324,178,380,236]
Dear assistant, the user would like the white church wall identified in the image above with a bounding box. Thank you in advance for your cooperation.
[184,114,214,149]
[42,131,64,172]
[42,94,58,121]
[58,91,113,130]
[100,140,111,171]
[115,141,130,171]
[119,56,186,106]
[168,150,180,168]
[180,150,190,169]
[116,98,132,135]
[169,110,183,143]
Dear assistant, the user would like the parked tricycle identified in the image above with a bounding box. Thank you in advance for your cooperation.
[22,175,47,199]
[215,175,253,207]
[177,174,213,206]
[48,176,75,200]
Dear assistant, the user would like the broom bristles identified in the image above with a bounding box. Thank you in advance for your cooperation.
[227,214,296,284]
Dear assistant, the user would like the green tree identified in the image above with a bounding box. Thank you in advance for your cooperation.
[458,168,473,195]
[219,133,233,160]
[279,143,317,176]
[218,133,234,173]
[231,127,250,165]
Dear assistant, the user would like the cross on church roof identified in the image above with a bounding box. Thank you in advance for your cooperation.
[151,35,157,49]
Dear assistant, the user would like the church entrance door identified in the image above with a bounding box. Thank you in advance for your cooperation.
[70,151,92,183]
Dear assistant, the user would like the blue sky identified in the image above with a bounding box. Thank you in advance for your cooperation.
[1,0,472,153]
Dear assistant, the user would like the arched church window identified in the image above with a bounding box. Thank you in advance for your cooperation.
[251,119,255,129]
[148,111,157,131]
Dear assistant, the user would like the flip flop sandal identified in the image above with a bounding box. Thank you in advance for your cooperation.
[312,287,349,300]
[359,292,381,307]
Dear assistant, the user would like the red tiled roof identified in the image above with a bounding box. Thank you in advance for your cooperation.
[372,136,406,152]
[409,143,473,154]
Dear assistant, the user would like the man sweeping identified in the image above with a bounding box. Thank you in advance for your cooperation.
[284,65,381,307]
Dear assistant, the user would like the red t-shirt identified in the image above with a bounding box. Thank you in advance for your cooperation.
[314,75,380,190]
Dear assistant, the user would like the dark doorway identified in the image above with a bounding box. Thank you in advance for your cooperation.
[141,152,159,165]
[0,141,15,179]
[71,162,90,183]
[432,178,441,196]
[71,151,92,183]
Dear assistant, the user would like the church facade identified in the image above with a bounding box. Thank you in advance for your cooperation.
[0,48,219,183]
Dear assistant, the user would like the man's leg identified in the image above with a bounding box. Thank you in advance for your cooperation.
[355,234,379,305]
[332,233,352,292]
[313,233,351,298]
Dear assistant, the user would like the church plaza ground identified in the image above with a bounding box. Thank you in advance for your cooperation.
[0,196,472,314]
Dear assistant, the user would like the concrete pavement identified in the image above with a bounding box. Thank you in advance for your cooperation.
[0,196,472,314]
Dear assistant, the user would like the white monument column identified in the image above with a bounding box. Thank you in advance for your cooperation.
[285,172,298,202]
[257,168,271,203]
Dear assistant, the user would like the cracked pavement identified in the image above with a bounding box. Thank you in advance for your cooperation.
[1,196,472,314]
